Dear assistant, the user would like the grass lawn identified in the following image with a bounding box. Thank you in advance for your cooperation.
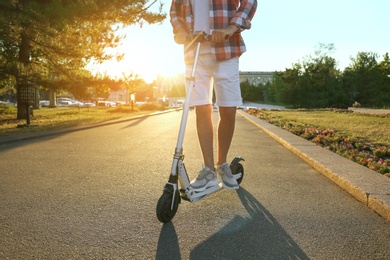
[2,106,389,145]
[0,105,164,137]
[265,110,390,146]
[246,108,390,176]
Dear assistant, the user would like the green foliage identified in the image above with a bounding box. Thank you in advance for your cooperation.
[107,105,139,113]
[265,44,390,108]
[139,102,166,111]
[240,80,263,102]
[106,102,168,113]
[343,52,383,107]
[120,73,146,94]
[0,0,166,118]
[136,83,154,102]
[0,104,16,115]
[168,82,186,97]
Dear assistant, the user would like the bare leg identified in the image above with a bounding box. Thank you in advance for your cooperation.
[217,106,236,166]
[195,104,215,170]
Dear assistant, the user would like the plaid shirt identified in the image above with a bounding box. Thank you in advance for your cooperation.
[170,0,257,64]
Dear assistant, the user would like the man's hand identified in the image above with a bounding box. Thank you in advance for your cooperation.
[211,25,239,43]
[174,28,190,44]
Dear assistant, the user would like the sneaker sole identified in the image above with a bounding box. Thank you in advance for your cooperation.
[221,182,239,190]
[191,179,219,192]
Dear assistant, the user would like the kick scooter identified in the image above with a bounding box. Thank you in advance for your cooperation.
[156,32,245,223]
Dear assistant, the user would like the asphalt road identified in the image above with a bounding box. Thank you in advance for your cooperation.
[1,110,390,259]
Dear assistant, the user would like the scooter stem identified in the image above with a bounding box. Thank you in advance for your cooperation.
[174,41,202,155]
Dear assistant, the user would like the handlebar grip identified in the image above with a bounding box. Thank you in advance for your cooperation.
[192,32,229,42]
[175,32,230,45]
[174,34,191,45]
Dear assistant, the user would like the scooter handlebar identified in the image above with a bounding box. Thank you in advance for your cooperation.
[174,31,228,45]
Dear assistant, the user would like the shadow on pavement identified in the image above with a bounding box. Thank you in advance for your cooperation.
[155,222,181,260]
[0,117,150,153]
[189,187,309,259]
[120,116,148,129]
[0,131,70,153]
[155,188,308,259]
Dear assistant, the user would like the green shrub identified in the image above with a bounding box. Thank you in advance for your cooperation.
[352,101,361,108]
[139,102,166,111]
[0,105,17,115]
[108,105,140,113]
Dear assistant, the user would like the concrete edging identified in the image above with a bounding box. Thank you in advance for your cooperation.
[239,111,390,222]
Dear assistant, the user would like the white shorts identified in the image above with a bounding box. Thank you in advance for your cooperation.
[185,54,242,107]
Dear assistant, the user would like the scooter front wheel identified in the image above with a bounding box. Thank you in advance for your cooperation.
[156,191,180,223]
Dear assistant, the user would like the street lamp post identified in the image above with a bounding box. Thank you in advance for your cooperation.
[130,93,135,112]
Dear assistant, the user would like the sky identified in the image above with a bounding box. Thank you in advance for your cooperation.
[94,0,389,83]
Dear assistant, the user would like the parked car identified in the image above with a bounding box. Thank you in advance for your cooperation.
[57,100,73,106]
[39,100,50,107]
[68,100,84,107]
[57,98,74,103]
[0,101,16,107]
[171,99,185,107]
[56,98,84,107]
[82,102,96,108]
[97,100,116,108]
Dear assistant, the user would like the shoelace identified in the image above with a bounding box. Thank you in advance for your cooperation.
[197,168,213,180]
[219,164,233,178]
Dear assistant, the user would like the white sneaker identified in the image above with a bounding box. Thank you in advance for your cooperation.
[217,163,239,190]
[190,166,218,192]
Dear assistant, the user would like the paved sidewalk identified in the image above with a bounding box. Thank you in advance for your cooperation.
[0,110,175,145]
[1,109,389,222]
[348,107,390,115]
[239,111,390,222]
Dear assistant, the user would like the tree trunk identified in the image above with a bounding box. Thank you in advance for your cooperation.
[16,82,28,120]
[49,88,57,107]
[34,87,40,109]
[16,31,32,120]
[16,80,36,120]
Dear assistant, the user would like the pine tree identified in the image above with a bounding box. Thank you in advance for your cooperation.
[0,0,165,119]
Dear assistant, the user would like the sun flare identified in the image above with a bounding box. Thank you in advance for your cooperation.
[93,47,185,83]
[86,14,190,83]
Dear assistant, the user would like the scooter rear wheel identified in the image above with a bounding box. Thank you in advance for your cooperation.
[232,162,244,185]
[156,191,179,223]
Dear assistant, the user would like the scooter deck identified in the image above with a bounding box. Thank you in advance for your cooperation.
[180,172,242,202]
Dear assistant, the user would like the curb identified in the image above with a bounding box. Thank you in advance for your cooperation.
[238,110,390,222]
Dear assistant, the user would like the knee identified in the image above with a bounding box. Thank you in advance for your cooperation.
[195,104,212,116]
[219,107,236,120]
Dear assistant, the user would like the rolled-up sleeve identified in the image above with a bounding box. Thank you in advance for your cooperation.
[230,0,257,30]
[170,0,186,34]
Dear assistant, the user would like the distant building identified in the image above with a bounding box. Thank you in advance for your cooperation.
[153,71,275,97]
[108,90,128,103]
[239,71,274,86]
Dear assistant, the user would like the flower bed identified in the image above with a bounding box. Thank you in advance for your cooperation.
[246,109,390,177]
